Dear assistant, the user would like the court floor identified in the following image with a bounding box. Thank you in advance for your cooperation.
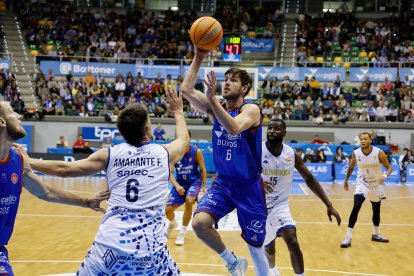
[7,176,414,276]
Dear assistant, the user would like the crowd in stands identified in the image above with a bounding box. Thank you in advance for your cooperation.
[18,0,280,62]
[36,68,206,119]
[260,74,414,123]
[296,10,414,67]
[0,68,26,114]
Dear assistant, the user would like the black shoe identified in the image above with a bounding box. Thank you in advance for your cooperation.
[371,234,389,243]
[340,237,352,248]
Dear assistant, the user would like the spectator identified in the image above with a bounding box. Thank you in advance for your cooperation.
[376,101,388,122]
[303,148,313,163]
[333,146,348,163]
[312,135,328,144]
[56,136,68,148]
[72,134,91,153]
[311,149,322,163]
[319,150,327,163]
[101,137,113,149]
[153,123,166,140]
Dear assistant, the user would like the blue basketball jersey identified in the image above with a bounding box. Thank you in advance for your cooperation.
[212,102,262,180]
[0,149,23,246]
[174,145,200,184]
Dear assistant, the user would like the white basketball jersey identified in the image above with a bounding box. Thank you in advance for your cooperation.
[354,146,382,184]
[261,142,296,208]
[93,143,170,257]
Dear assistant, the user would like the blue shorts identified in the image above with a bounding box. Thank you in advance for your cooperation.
[195,176,267,247]
[0,246,13,275]
[166,179,201,207]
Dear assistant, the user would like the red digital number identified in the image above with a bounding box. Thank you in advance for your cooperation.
[233,44,239,54]
[225,44,233,54]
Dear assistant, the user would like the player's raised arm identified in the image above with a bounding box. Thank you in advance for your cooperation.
[180,48,214,117]
[163,88,190,165]
[14,144,108,177]
[294,152,341,226]
[203,71,261,135]
[21,155,109,212]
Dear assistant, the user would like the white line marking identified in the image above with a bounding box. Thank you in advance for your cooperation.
[10,261,390,276]
[298,183,308,195]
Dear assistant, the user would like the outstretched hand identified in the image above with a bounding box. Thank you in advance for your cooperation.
[203,70,217,99]
[327,205,341,226]
[163,88,183,113]
[87,190,111,213]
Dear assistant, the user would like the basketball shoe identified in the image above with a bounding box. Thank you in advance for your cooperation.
[226,256,248,276]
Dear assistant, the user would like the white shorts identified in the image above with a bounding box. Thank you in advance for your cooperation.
[77,243,180,276]
[264,203,296,246]
[354,182,386,202]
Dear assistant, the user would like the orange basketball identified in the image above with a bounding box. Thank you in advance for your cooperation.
[190,17,223,51]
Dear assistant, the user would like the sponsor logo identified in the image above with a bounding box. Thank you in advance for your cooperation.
[11,173,18,184]
[59,62,72,75]
[103,249,117,269]
[94,126,120,140]
[285,155,291,162]
[353,68,394,81]
[307,165,328,173]
[0,265,6,272]
[0,195,17,205]
[247,220,264,234]
[251,234,258,241]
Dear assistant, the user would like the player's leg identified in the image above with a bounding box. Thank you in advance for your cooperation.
[176,180,200,245]
[281,228,304,275]
[176,195,197,245]
[192,178,245,275]
[341,191,366,248]
[236,179,269,276]
[166,187,185,237]
[265,240,280,276]
[0,246,14,276]
[371,199,389,242]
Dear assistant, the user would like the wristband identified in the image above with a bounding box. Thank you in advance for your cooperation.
[382,174,388,179]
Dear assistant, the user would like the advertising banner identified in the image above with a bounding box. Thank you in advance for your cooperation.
[334,164,400,182]
[349,68,397,82]
[293,163,332,182]
[17,125,33,152]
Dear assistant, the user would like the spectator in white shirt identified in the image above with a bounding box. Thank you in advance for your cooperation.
[375,101,388,122]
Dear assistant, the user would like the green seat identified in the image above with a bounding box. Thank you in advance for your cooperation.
[256,27,264,36]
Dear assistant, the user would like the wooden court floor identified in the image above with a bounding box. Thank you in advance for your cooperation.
[7,176,414,276]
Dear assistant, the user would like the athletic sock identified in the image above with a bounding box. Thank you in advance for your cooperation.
[373,226,379,235]
[219,248,237,265]
[346,227,353,238]
[295,273,305,276]
[180,225,187,233]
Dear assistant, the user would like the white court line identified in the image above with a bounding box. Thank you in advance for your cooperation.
[15,213,414,227]
[298,183,308,195]
[291,195,414,202]
[10,260,390,276]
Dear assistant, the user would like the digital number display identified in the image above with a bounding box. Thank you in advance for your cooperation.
[224,36,242,55]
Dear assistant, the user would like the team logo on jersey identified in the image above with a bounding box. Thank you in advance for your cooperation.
[263,160,269,164]
[11,173,18,185]
[214,126,224,138]
[0,266,6,272]
[285,155,291,162]
[189,157,193,162]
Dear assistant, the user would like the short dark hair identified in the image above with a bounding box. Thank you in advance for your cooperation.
[116,103,148,146]
[359,132,372,139]
[225,68,253,97]
[269,118,286,129]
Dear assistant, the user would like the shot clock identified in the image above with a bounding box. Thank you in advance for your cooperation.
[222,36,242,62]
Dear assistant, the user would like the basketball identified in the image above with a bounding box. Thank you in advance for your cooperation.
[190,16,223,51]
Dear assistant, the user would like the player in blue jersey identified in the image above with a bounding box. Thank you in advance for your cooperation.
[165,132,207,246]
[0,101,109,276]
[181,48,269,275]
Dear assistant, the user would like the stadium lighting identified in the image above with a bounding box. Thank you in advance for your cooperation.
[170,6,179,11]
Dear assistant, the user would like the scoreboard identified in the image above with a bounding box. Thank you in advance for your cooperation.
[223,36,242,62]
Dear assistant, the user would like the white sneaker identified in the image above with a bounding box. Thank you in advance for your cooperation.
[269,267,281,276]
[175,232,185,245]
[340,236,352,248]
[226,256,248,276]
[166,220,177,237]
